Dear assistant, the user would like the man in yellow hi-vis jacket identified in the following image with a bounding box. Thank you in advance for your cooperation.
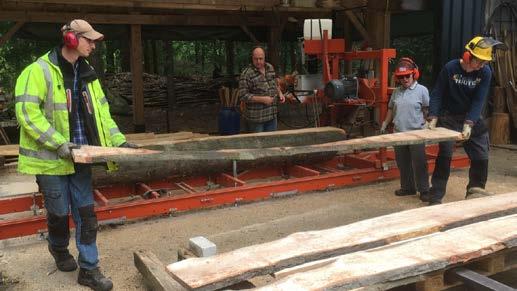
[15,20,135,291]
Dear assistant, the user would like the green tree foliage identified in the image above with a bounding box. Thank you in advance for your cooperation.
[391,34,434,87]
[0,22,53,92]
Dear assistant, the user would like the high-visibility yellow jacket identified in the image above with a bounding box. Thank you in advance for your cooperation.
[15,49,126,175]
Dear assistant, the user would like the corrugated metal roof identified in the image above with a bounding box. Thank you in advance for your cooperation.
[438,0,485,66]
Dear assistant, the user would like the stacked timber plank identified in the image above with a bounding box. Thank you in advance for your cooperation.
[150,193,517,290]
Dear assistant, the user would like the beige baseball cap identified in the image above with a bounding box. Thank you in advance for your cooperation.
[62,19,104,41]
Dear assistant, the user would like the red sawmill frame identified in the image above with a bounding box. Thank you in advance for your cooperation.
[0,145,469,240]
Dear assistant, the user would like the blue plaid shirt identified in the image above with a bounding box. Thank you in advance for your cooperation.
[71,62,89,145]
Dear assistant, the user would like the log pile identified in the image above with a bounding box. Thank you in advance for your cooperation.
[103,72,236,109]
[134,193,517,290]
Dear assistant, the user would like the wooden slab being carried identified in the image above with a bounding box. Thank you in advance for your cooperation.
[167,192,517,291]
[72,146,161,164]
[91,128,461,186]
[257,214,517,290]
[91,127,346,185]
[219,127,462,161]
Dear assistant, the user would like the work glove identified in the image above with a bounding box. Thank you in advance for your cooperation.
[57,142,78,159]
[462,123,472,140]
[119,142,139,149]
[380,120,389,134]
[425,118,437,130]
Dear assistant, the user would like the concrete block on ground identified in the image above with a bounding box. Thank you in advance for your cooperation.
[189,236,217,257]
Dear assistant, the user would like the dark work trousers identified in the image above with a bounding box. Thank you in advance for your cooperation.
[36,164,99,270]
[429,115,490,203]
[394,143,429,193]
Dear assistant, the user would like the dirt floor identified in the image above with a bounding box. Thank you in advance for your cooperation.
[0,147,516,290]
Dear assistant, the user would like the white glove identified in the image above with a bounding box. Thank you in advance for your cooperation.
[426,118,437,130]
[462,123,472,140]
[380,121,388,134]
[57,142,77,159]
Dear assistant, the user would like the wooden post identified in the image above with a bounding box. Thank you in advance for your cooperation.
[105,41,114,74]
[343,13,353,75]
[88,42,105,79]
[268,26,281,69]
[154,40,164,76]
[165,41,174,76]
[166,76,176,133]
[225,40,235,76]
[121,27,131,72]
[144,40,155,74]
[289,42,296,74]
[367,0,390,49]
[130,24,145,133]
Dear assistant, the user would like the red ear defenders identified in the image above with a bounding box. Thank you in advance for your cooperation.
[462,42,475,64]
[63,23,79,49]
[398,57,420,80]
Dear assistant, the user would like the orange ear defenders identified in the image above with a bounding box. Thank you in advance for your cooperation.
[62,22,79,49]
[395,57,420,80]
[462,42,475,64]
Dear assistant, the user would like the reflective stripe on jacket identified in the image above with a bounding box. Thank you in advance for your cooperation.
[15,50,126,175]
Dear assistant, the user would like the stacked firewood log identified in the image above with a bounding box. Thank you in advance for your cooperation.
[103,73,236,109]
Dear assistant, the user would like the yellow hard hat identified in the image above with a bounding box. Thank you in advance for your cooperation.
[465,36,493,61]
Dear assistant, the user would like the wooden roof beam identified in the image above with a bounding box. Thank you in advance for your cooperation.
[3,0,328,11]
[344,10,371,44]
[0,11,269,26]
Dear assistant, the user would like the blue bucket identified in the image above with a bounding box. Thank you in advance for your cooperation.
[218,107,240,135]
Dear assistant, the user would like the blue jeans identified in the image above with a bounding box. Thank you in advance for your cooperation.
[245,118,278,133]
[36,164,99,270]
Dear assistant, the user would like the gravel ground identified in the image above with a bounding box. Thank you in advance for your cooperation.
[0,147,516,290]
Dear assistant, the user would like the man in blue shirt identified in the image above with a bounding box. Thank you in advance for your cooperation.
[426,36,504,205]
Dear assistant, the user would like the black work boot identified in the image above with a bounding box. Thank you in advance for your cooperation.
[48,244,77,272]
[419,191,430,202]
[394,189,416,196]
[78,268,113,291]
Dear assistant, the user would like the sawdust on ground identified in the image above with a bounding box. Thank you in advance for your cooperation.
[0,148,516,290]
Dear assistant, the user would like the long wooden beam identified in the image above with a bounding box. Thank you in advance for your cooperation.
[4,0,279,10]
[167,193,517,290]
[0,11,269,26]
[0,21,25,47]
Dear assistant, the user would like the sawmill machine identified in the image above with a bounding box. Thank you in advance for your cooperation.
[292,19,396,135]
